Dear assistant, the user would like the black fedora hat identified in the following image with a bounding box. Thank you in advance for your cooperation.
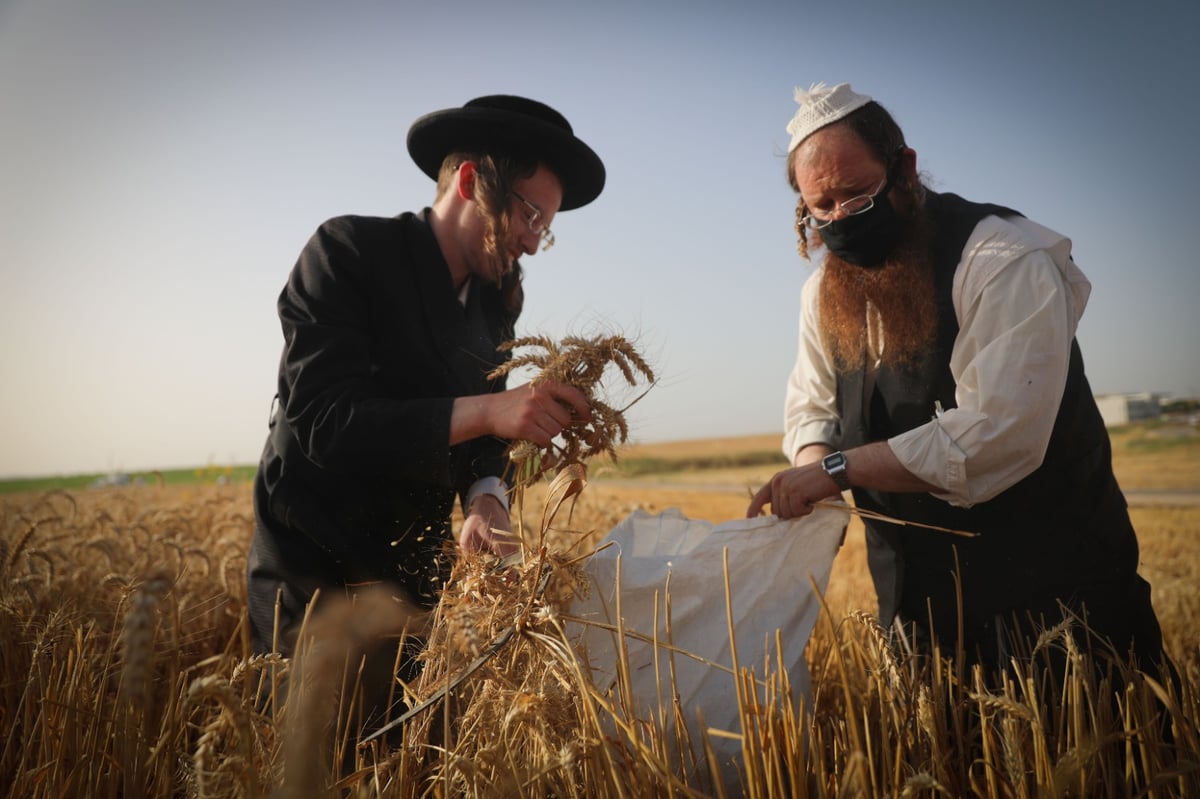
[407,95,605,211]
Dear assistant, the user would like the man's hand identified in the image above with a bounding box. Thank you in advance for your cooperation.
[747,463,842,519]
[451,380,591,447]
[458,493,519,557]
[746,441,939,518]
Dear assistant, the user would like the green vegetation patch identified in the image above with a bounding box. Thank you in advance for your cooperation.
[0,465,257,495]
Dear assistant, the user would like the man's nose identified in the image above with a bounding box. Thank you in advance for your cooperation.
[519,231,539,255]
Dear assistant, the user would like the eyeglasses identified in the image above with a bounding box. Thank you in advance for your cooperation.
[512,190,555,251]
[799,174,889,231]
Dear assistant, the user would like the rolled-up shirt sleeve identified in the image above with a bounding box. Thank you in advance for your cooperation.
[889,215,1092,506]
[782,269,842,464]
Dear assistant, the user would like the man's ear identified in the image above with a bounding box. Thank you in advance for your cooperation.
[457,161,477,200]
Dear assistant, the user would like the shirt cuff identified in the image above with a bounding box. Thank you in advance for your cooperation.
[888,419,973,507]
[783,420,840,464]
[465,476,510,514]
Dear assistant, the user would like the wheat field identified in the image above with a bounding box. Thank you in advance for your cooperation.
[2,430,1198,798]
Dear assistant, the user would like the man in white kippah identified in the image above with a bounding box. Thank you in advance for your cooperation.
[748,83,1167,677]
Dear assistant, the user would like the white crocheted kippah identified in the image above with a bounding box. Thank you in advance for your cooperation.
[786,82,873,153]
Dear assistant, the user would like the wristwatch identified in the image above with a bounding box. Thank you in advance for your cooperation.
[821,451,852,492]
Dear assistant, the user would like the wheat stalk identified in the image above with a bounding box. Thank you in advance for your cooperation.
[489,333,655,487]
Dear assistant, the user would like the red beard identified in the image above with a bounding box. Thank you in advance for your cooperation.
[817,211,938,372]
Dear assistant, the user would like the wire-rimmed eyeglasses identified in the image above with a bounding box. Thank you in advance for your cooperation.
[799,174,889,231]
[512,191,555,251]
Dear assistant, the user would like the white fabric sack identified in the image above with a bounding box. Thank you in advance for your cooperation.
[568,505,846,791]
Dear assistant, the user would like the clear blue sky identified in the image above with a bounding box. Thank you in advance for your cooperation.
[2,0,1198,478]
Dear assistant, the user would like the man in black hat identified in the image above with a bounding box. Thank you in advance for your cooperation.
[247,95,606,665]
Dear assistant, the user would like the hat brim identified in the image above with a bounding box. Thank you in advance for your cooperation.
[407,106,605,211]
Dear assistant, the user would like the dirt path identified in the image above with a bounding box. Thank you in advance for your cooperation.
[590,478,1200,508]
[1123,490,1200,507]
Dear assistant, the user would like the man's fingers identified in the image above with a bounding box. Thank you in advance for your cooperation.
[747,483,772,518]
[747,468,825,520]
[519,381,591,444]
[538,381,592,421]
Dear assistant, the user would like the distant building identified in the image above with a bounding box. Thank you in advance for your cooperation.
[91,471,131,488]
[1095,392,1164,427]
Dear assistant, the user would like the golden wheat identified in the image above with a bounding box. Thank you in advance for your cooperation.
[1,454,1198,797]
[489,333,655,486]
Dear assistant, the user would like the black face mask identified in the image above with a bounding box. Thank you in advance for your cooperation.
[818,167,904,268]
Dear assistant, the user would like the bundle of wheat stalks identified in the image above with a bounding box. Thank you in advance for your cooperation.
[489,334,655,487]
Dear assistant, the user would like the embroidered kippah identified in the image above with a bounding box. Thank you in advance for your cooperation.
[786,82,873,153]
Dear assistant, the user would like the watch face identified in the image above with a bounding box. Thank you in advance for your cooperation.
[822,451,850,491]
[823,452,846,471]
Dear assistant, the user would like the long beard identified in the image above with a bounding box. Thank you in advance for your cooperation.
[817,210,938,372]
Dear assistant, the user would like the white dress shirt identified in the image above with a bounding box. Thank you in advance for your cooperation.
[782,214,1092,508]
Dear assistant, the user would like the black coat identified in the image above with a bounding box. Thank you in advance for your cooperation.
[247,210,517,652]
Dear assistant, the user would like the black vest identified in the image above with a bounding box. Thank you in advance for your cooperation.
[834,192,1138,639]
